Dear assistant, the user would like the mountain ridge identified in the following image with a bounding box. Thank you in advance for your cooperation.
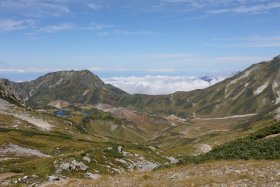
[2,55,280,119]
[10,69,128,108]
[1,56,280,186]
[116,56,280,118]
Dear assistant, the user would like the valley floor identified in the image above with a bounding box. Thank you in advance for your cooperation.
[43,160,280,187]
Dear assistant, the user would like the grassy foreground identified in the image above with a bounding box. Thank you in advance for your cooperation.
[43,160,280,187]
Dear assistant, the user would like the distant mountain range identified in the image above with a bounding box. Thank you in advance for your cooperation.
[1,55,280,185]
[2,55,280,119]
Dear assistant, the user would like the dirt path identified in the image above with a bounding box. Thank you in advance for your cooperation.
[0,173,22,182]
[264,133,280,139]
[194,113,257,120]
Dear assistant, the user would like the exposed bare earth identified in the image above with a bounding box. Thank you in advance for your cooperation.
[43,160,280,187]
[0,173,22,184]
[0,143,50,158]
[48,100,70,109]
[0,98,53,131]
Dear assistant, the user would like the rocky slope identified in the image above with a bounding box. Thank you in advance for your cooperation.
[12,70,128,108]
[47,160,280,187]
[0,79,23,106]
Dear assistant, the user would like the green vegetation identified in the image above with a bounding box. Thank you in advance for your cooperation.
[2,57,280,186]
[181,122,280,164]
[103,147,124,158]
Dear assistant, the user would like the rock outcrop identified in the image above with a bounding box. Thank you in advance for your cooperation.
[0,79,23,105]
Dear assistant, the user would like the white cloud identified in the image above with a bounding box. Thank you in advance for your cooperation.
[209,2,280,14]
[87,22,115,30]
[88,3,103,10]
[102,75,227,95]
[0,67,50,73]
[113,29,157,35]
[161,0,244,8]
[0,19,34,31]
[89,67,129,72]
[0,0,70,18]
[39,23,75,33]
[38,22,114,33]
[161,0,280,15]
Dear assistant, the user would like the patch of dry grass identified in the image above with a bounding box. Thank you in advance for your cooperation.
[57,160,280,187]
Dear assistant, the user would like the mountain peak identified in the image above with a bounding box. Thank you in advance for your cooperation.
[12,70,128,108]
[45,69,94,77]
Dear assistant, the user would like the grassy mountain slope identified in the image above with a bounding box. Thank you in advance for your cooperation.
[0,90,173,186]
[118,56,280,118]
[12,70,128,108]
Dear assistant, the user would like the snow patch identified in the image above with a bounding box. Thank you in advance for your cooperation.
[49,77,64,88]
[272,81,280,104]
[82,89,90,96]
[275,91,280,104]
[272,81,279,90]
[229,68,254,86]
[225,67,256,98]
[274,107,280,121]
[254,81,269,95]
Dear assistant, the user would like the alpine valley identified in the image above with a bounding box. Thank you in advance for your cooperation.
[1,56,280,186]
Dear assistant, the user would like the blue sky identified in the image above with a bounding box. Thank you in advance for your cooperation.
[0,0,280,81]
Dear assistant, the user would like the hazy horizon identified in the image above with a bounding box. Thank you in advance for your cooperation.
[1,0,280,93]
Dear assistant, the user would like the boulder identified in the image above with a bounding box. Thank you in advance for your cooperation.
[118,146,123,153]
[48,176,60,182]
[83,156,91,163]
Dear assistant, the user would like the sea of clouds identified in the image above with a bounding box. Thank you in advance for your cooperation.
[102,75,227,95]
